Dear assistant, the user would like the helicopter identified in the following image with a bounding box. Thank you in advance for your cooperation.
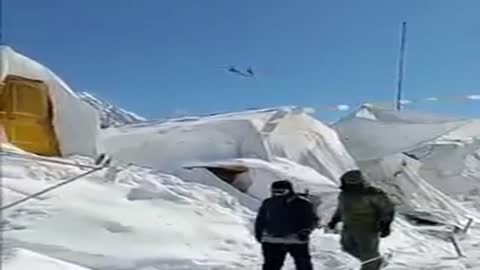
[226,66,255,77]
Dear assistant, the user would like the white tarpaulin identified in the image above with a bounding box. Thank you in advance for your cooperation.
[183,157,340,222]
[332,117,468,161]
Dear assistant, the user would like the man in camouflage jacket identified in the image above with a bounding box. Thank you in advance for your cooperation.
[328,170,395,270]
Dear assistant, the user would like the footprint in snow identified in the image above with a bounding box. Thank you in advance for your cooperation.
[103,221,134,234]
[224,239,237,245]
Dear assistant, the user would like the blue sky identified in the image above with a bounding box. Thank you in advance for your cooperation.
[4,0,480,121]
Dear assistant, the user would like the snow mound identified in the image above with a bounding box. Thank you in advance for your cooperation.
[0,46,100,157]
[1,155,261,270]
[3,249,94,270]
[4,155,480,269]
[78,92,146,128]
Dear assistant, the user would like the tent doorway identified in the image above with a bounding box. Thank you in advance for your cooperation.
[204,166,253,192]
[0,75,60,156]
[185,164,253,193]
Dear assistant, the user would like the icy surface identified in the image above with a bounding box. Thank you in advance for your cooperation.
[0,46,100,157]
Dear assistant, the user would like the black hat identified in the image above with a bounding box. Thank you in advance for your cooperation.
[340,170,365,185]
[271,180,294,194]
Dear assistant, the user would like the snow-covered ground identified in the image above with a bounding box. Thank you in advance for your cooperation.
[3,152,480,270]
[1,153,261,270]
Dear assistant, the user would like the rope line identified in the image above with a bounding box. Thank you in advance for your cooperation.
[0,166,106,211]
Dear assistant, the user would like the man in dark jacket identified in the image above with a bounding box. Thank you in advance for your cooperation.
[327,170,395,270]
[255,180,319,270]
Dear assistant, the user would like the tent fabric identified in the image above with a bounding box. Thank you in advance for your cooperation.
[183,157,340,222]
[332,116,468,161]
[354,106,462,124]
[100,108,357,183]
[358,154,477,227]
[0,46,100,157]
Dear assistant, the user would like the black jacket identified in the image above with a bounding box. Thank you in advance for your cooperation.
[255,194,319,242]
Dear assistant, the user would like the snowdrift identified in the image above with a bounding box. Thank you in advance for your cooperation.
[3,249,95,270]
[0,46,100,157]
[1,155,261,270]
[4,152,480,269]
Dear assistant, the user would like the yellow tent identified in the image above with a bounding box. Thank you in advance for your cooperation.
[0,46,100,157]
[1,74,60,155]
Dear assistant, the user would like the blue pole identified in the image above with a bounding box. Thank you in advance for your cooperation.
[0,0,3,45]
[396,22,407,111]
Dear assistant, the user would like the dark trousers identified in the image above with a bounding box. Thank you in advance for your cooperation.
[261,242,313,270]
[341,230,382,270]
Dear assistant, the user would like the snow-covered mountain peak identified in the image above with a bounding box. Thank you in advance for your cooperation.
[78,92,147,128]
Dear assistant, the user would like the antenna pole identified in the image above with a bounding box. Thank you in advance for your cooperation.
[395,22,407,111]
[0,0,3,45]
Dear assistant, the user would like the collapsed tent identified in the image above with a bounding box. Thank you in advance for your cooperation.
[0,46,100,157]
[99,107,355,213]
[333,106,480,226]
[335,106,480,196]
[332,106,470,162]
[100,107,356,180]
[184,157,340,221]
[357,154,477,227]
[100,106,479,229]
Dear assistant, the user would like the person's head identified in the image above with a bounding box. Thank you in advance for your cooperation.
[270,180,294,197]
[340,170,366,192]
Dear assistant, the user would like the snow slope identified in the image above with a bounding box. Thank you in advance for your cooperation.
[4,249,94,270]
[1,154,261,270]
[78,92,146,128]
[0,46,100,157]
[4,152,480,270]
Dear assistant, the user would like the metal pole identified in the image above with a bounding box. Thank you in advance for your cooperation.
[463,217,474,234]
[395,22,407,111]
[0,0,3,45]
[449,235,465,257]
